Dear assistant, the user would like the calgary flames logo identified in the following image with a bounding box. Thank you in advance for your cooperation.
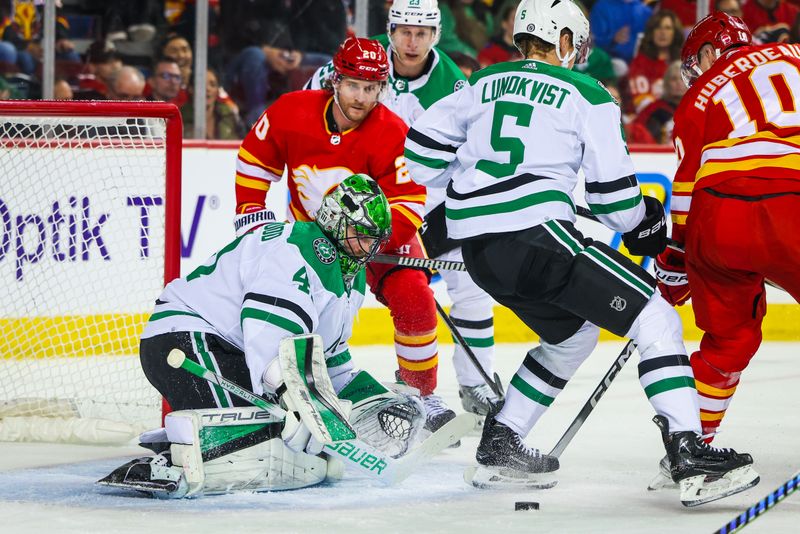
[292,164,355,217]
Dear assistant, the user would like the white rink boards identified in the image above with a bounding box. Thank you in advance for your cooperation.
[0,341,797,534]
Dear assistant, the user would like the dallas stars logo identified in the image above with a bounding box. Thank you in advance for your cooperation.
[313,238,337,264]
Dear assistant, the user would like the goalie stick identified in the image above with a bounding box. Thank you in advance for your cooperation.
[548,340,636,458]
[715,470,800,534]
[166,349,473,485]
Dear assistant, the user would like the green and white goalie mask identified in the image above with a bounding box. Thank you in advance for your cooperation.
[316,174,392,282]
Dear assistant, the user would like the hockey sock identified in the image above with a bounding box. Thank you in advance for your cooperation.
[380,269,439,396]
[626,294,701,433]
[497,322,598,436]
[691,351,741,440]
[450,312,494,387]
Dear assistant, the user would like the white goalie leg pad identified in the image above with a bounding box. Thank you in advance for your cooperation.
[166,406,329,496]
[278,334,356,445]
[338,370,425,458]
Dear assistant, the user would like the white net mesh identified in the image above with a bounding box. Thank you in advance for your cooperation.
[0,109,175,441]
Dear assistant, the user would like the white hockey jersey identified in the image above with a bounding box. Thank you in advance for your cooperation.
[404,60,646,240]
[142,222,365,395]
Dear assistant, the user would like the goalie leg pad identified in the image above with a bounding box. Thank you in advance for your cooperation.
[165,407,330,496]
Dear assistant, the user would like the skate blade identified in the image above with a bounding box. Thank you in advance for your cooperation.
[464,465,558,490]
[647,471,678,491]
[679,466,760,507]
[96,475,181,497]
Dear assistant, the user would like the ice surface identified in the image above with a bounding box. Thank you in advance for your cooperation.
[1,341,798,534]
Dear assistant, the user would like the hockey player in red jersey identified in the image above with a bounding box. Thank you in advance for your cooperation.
[233,37,458,434]
[656,12,800,441]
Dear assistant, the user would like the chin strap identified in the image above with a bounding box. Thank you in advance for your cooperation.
[556,42,578,69]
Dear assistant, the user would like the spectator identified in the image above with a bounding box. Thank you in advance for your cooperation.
[148,56,182,102]
[102,0,167,60]
[626,10,683,114]
[182,67,245,140]
[659,0,698,29]
[441,0,494,55]
[477,2,522,67]
[448,50,482,77]
[53,77,73,100]
[628,60,686,144]
[160,33,192,89]
[590,0,653,63]
[742,0,800,43]
[108,65,146,101]
[77,41,123,99]
[716,0,743,18]
[573,0,619,83]
[438,1,479,56]
[288,0,348,56]
[2,1,80,76]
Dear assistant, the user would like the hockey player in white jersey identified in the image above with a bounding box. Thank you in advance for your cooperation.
[404,0,759,507]
[307,0,501,420]
[97,175,446,497]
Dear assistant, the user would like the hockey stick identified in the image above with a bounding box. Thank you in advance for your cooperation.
[166,349,471,484]
[714,470,800,534]
[434,299,504,400]
[373,254,467,272]
[576,205,787,292]
[548,340,636,458]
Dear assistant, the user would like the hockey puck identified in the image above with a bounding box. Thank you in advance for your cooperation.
[515,501,539,511]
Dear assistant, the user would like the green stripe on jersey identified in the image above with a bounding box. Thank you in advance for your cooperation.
[588,192,643,215]
[187,234,247,281]
[240,307,304,335]
[446,190,574,220]
[404,147,451,169]
[644,376,696,398]
[511,375,555,407]
[149,310,202,321]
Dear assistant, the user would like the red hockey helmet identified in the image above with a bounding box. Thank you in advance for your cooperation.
[680,12,752,87]
[332,37,390,82]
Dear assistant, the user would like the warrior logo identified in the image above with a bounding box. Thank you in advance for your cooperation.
[610,296,627,311]
[313,237,337,264]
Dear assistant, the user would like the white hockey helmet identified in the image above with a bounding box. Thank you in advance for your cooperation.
[513,0,591,68]
[387,0,441,46]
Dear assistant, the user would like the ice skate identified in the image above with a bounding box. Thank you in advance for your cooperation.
[647,454,678,491]
[458,384,500,428]
[97,453,188,499]
[421,394,459,447]
[465,415,559,489]
[653,416,759,507]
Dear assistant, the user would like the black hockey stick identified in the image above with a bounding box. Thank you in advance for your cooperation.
[548,340,636,458]
[373,254,467,271]
[434,299,505,401]
[576,205,786,291]
[715,470,800,533]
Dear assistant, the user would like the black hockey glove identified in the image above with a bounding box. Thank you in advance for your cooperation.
[622,195,667,257]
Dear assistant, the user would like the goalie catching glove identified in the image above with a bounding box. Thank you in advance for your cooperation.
[655,247,690,306]
[622,195,667,257]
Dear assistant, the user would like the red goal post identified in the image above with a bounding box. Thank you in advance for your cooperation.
[0,101,182,444]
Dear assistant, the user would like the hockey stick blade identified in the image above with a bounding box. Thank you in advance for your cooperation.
[373,254,468,272]
[714,470,800,533]
[548,340,636,458]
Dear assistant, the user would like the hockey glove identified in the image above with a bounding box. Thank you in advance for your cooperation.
[622,195,667,257]
[655,247,690,306]
[234,207,277,237]
[280,401,325,456]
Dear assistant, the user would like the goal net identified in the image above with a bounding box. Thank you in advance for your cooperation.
[0,101,181,444]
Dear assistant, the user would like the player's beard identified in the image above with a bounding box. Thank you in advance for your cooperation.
[334,92,378,125]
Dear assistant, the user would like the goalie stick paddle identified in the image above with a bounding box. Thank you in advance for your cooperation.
[714,470,800,534]
[548,340,636,458]
[434,300,504,400]
[166,349,470,485]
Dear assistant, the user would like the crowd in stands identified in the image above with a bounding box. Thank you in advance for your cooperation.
[2,0,800,144]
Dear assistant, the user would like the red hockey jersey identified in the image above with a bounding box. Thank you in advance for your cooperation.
[670,42,800,243]
[234,90,425,250]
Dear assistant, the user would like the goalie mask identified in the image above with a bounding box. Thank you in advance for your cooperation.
[513,0,591,68]
[316,174,392,282]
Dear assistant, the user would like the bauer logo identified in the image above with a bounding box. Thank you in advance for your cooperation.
[0,194,163,282]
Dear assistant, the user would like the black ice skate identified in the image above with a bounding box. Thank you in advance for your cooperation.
[653,415,760,507]
[421,394,459,447]
[458,384,500,428]
[97,453,188,499]
[465,415,559,489]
